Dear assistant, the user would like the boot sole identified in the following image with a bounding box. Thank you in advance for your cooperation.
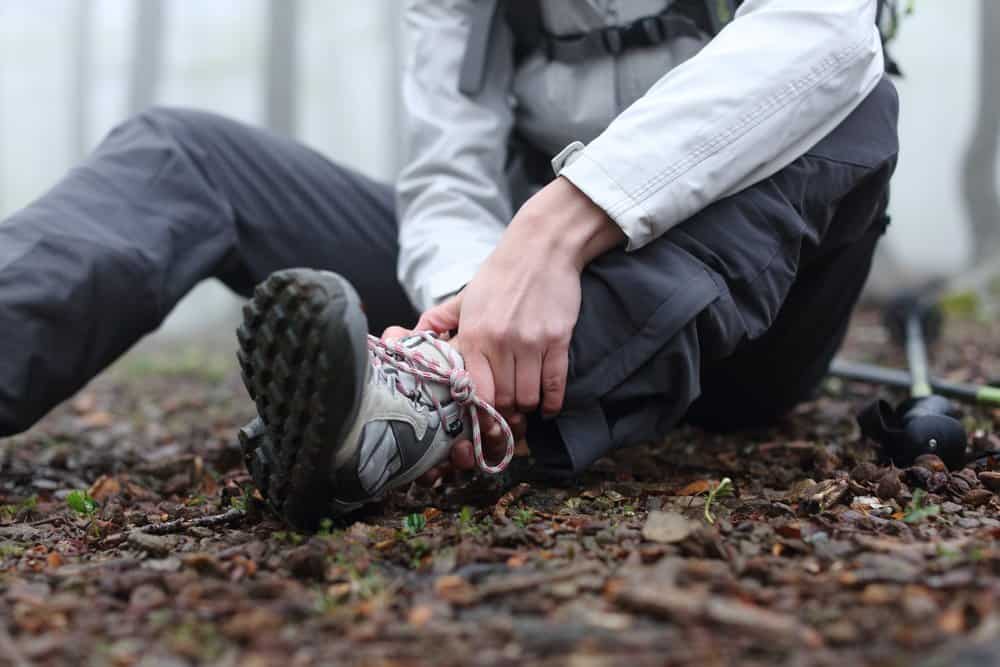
[236,269,369,529]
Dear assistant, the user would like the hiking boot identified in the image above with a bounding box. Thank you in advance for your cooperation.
[236,268,513,529]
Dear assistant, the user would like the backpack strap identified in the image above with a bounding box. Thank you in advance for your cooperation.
[458,0,502,96]
[458,0,543,96]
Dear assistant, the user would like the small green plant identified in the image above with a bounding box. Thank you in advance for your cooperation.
[904,488,941,524]
[512,508,535,527]
[271,530,305,544]
[66,490,98,516]
[703,477,733,525]
[459,506,475,525]
[0,542,25,558]
[457,506,482,535]
[0,495,38,521]
[402,513,426,536]
[317,518,334,537]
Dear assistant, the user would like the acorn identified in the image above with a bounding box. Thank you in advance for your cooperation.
[851,462,882,484]
[928,471,949,493]
[876,471,902,500]
[913,454,947,473]
[904,466,933,489]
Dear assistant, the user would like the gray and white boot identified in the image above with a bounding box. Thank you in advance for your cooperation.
[236,268,513,529]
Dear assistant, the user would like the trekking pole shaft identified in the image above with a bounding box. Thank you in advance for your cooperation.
[829,359,1000,406]
[905,312,932,397]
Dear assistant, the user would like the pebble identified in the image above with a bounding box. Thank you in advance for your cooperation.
[127,530,180,556]
[941,502,963,515]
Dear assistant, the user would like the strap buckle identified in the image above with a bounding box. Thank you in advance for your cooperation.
[636,16,665,45]
[601,25,625,55]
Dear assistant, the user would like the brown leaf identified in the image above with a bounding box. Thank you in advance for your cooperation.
[88,475,122,501]
[677,480,712,496]
[407,605,434,626]
[79,411,113,430]
[434,575,476,605]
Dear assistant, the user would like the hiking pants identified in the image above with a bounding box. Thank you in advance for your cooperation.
[0,77,899,475]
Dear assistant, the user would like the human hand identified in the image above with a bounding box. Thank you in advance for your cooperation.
[416,177,625,425]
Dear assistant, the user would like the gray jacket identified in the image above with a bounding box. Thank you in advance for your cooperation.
[396,0,883,311]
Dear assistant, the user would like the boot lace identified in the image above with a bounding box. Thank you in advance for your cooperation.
[365,332,514,474]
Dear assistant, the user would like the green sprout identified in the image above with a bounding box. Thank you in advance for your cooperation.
[66,490,99,516]
[904,488,940,524]
[402,513,426,536]
[704,478,733,525]
[512,508,535,527]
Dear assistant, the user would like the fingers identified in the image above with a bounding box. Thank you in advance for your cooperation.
[381,325,412,341]
[461,349,496,408]
[450,440,476,470]
[490,351,516,415]
[417,464,445,487]
[416,293,462,334]
[514,353,542,413]
[540,342,569,417]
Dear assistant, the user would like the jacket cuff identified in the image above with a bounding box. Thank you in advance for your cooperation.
[554,143,659,252]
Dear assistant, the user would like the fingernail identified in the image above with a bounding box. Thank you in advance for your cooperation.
[489,424,501,438]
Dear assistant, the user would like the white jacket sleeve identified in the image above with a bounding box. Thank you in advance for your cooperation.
[557,0,885,251]
[396,0,515,312]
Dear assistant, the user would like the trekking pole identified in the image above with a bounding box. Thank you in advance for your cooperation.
[829,358,1000,407]
[848,293,969,469]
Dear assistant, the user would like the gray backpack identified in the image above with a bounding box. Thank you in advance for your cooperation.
[459,0,902,96]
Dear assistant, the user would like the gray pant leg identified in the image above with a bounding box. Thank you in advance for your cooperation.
[533,77,901,474]
[0,108,412,436]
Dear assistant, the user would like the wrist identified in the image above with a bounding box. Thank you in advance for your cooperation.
[510,177,625,272]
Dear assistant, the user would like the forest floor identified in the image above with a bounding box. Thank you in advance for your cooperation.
[2,309,1000,667]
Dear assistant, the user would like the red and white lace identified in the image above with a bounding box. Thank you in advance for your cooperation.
[366,332,514,474]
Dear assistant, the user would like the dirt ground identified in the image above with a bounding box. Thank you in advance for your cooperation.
[2,309,1000,667]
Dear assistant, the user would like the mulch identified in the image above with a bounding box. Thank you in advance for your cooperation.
[1,309,1000,666]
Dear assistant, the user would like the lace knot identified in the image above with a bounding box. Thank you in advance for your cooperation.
[448,368,474,405]
[366,332,514,475]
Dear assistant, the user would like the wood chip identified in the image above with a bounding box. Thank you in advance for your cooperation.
[642,511,697,544]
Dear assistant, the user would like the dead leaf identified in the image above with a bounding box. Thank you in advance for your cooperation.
[434,575,476,605]
[79,411,113,430]
[677,480,712,496]
[88,475,121,501]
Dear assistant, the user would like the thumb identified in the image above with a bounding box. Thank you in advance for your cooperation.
[416,292,463,334]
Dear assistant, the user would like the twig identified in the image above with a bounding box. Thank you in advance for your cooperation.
[461,562,604,604]
[140,508,245,535]
[493,483,531,522]
[614,583,822,648]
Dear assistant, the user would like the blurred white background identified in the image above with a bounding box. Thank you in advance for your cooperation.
[0,1,996,344]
